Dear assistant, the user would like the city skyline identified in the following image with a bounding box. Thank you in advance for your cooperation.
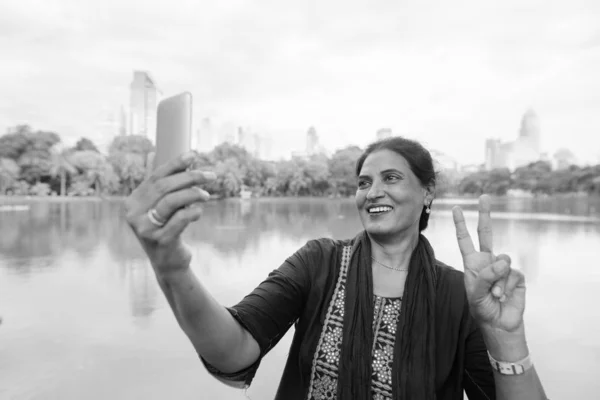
[129,70,160,139]
[485,109,543,171]
[1,1,599,164]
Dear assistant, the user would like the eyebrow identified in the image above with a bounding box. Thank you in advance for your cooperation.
[380,169,404,175]
[357,169,404,180]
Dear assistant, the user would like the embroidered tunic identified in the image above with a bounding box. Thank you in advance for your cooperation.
[201,238,496,400]
[306,246,403,400]
[371,296,401,400]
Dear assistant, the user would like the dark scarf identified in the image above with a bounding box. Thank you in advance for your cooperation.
[337,230,438,400]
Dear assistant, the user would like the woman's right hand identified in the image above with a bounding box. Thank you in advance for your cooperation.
[125,151,216,276]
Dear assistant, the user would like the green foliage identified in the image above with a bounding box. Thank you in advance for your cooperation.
[49,149,76,196]
[12,181,31,196]
[108,152,147,194]
[17,149,54,183]
[68,150,120,195]
[68,180,95,197]
[0,158,20,193]
[108,135,154,157]
[74,137,100,153]
[458,168,512,196]
[2,124,599,198]
[0,125,60,160]
[328,146,363,196]
[30,182,51,197]
[106,135,154,195]
[457,161,600,196]
[0,126,61,183]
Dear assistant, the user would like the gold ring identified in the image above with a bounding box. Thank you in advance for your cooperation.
[147,208,166,227]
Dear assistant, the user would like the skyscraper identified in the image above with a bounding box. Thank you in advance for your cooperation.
[518,109,541,154]
[484,109,543,170]
[129,71,159,140]
[194,117,215,152]
[119,105,127,136]
[306,126,319,156]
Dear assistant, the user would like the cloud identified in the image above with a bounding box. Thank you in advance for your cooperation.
[1,0,599,162]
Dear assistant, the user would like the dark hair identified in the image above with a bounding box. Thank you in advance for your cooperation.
[355,136,437,231]
[337,136,438,400]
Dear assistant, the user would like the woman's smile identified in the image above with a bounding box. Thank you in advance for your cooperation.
[366,204,394,216]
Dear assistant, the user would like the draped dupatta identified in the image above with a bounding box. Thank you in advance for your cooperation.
[337,231,439,400]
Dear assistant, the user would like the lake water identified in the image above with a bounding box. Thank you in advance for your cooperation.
[1,197,599,399]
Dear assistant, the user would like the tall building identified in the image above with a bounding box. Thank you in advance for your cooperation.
[484,109,543,170]
[129,71,159,140]
[252,134,262,159]
[235,126,264,158]
[194,117,216,152]
[218,121,237,145]
[518,109,541,154]
[237,126,246,147]
[94,105,125,153]
[119,105,127,136]
[376,128,392,141]
[485,139,510,170]
[306,126,319,155]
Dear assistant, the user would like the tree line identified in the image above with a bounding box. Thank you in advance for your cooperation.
[0,125,598,198]
[457,161,600,196]
[0,124,367,198]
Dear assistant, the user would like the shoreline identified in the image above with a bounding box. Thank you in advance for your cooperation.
[1,192,597,205]
[0,195,109,203]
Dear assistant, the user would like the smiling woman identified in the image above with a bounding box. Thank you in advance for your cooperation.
[356,142,435,240]
[124,137,549,400]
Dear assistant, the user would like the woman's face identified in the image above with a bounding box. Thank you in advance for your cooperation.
[355,149,431,239]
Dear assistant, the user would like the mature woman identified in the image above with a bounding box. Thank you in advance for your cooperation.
[125,137,548,400]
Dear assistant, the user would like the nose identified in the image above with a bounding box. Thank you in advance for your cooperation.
[366,181,384,200]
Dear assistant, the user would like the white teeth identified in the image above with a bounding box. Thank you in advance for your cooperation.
[368,206,392,213]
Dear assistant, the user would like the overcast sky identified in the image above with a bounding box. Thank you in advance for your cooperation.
[1,0,599,163]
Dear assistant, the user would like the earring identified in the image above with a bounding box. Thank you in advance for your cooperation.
[425,205,431,214]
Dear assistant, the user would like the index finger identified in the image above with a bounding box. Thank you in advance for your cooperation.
[477,194,493,253]
[150,151,198,180]
[145,152,155,180]
[452,206,476,258]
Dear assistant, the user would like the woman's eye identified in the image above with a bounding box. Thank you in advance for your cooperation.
[385,175,400,182]
[358,180,370,189]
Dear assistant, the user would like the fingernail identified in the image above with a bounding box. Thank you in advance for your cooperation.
[494,260,508,274]
[202,171,217,180]
[192,186,210,199]
[492,286,502,297]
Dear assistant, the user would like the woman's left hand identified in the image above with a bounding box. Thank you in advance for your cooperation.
[452,195,526,333]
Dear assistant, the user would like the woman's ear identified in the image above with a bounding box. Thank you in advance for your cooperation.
[423,184,435,206]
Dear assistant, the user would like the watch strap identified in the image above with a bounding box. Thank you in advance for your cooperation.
[488,351,533,375]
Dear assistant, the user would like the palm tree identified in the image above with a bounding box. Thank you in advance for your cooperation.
[69,150,120,196]
[49,149,76,196]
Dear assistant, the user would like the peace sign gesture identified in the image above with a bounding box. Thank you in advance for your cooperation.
[452,195,526,332]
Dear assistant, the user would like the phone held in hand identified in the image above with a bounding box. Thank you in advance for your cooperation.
[154,92,193,170]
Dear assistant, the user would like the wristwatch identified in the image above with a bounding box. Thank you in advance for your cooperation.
[488,351,533,375]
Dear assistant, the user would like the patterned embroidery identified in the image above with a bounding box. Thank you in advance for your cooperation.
[307,246,402,400]
[306,246,350,400]
[371,297,401,399]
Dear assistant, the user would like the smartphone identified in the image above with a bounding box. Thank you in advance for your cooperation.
[154,92,193,170]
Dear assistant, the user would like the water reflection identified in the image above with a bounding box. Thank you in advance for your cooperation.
[121,259,159,322]
[2,197,598,281]
[1,197,599,399]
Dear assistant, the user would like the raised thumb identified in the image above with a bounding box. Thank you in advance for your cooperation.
[470,259,510,300]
